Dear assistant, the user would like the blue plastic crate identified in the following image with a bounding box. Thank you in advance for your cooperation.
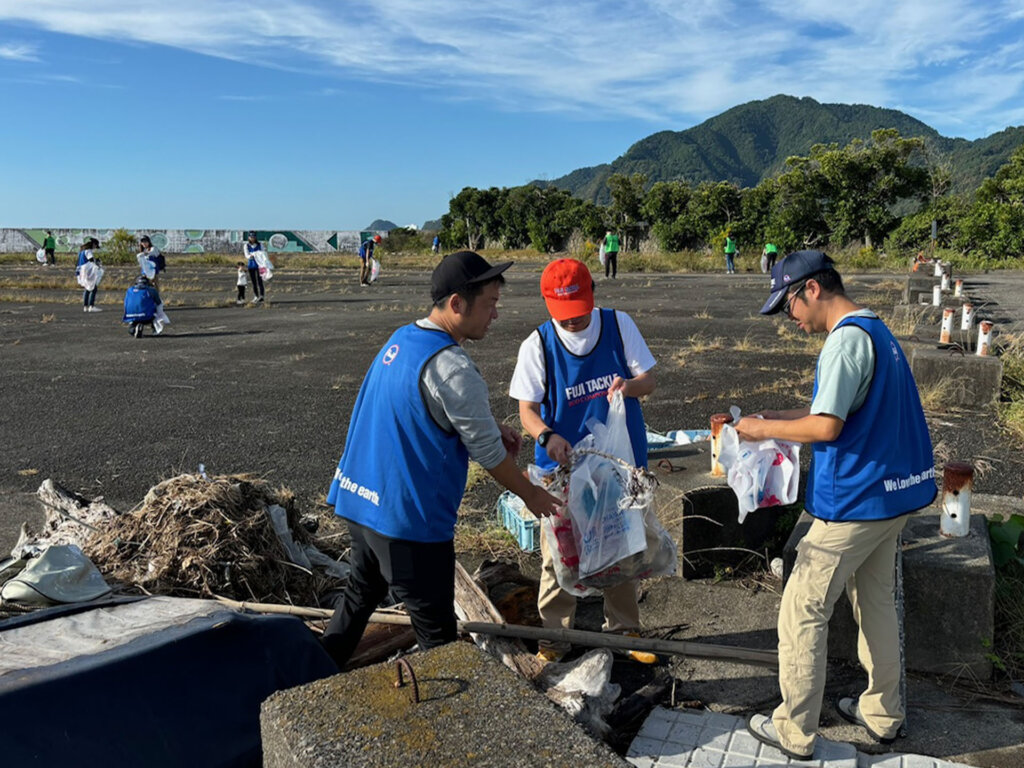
[496,490,540,552]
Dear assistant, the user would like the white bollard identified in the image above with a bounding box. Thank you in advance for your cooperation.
[961,303,974,331]
[940,462,974,538]
[710,413,733,477]
[977,320,993,356]
[940,272,950,292]
[932,285,942,306]
[940,308,954,344]
[933,261,943,277]
[954,279,963,297]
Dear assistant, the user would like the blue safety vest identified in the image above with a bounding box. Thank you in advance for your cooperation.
[122,285,157,322]
[327,323,469,542]
[806,315,936,521]
[535,308,648,471]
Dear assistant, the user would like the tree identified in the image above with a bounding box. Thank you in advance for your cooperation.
[607,172,648,249]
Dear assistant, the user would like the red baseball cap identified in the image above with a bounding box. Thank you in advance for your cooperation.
[540,259,594,321]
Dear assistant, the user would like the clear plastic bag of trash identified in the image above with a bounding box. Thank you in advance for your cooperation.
[718,406,800,523]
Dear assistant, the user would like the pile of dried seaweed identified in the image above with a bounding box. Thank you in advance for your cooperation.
[85,473,346,606]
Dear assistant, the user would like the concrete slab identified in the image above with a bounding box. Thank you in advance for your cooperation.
[260,640,629,767]
[909,347,1002,408]
[783,510,994,679]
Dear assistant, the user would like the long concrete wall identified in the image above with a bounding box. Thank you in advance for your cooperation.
[0,228,385,254]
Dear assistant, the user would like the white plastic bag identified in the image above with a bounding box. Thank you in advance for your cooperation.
[36,248,46,263]
[717,406,800,523]
[77,261,104,291]
[137,253,156,279]
[598,243,606,266]
[568,393,647,579]
[760,252,768,273]
[254,250,274,280]
[369,257,381,283]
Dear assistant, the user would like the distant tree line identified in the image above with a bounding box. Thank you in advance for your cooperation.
[438,129,1024,260]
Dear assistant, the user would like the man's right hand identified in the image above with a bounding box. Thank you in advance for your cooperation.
[523,484,561,518]
[546,433,573,466]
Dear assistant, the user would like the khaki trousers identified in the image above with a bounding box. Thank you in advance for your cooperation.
[773,514,907,755]
[536,519,640,654]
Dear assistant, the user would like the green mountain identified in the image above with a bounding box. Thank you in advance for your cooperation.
[537,95,1024,203]
[366,219,398,231]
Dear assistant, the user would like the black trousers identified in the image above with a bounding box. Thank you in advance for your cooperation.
[321,519,457,669]
[247,267,265,298]
[605,251,618,278]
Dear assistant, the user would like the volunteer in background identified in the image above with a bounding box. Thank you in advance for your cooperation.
[244,231,266,304]
[321,251,561,670]
[738,250,935,761]
[602,230,620,279]
[510,258,657,664]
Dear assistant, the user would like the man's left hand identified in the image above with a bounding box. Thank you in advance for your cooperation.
[499,423,523,456]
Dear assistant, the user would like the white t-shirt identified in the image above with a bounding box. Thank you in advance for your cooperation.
[509,308,656,403]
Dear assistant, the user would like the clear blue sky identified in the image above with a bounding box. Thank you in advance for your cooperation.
[2,1,1023,230]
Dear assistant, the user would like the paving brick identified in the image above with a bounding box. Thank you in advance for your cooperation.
[628,737,665,759]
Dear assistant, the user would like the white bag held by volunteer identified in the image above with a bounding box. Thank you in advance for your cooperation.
[77,260,104,291]
[137,253,157,279]
[568,392,648,580]
[717,406,800,523]
[254,250,274,280]
[369,257,381,283]
[36,248,47,263]
[760,252,768,273]
[598,242,607,267]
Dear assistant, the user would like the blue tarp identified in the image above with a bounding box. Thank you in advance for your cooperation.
[0,597,337,767]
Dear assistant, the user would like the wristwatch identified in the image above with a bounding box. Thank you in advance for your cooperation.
[537,429,555,448]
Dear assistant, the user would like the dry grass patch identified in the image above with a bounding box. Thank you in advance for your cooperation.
[774,322,825,354]
[732,331,757,352]
[686,332,725,353]
[40,313,56,323]
[917,376,966,413]
[693,307,713,319]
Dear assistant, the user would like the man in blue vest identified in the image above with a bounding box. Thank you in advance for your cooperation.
[123,275,161,338]
[321,251,561,670]
[510,258,657,664]
[737,250,935,760]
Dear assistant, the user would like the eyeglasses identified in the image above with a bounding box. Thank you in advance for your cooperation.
[781,282,808,316]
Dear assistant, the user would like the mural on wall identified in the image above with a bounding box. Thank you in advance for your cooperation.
[2,229,383,254]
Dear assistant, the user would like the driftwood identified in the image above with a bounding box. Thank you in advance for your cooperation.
[472,560,541,627]
[453,560,545,679]
[348,622,417,669]
[215,597,778,667]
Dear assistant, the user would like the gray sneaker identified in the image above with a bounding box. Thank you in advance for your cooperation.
[746,714,812,761]
[835,696,897,744]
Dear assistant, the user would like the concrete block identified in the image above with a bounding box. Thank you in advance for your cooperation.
[261,641,629,767]
[910,347,1003,408]
[902,276,936,304]
[783,511,995,679]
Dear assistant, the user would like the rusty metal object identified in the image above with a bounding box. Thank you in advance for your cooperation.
[709,413,733,477]
[954,279,964,297]
[940,462,975,538]
[939,308,954,345]
[394,657,420,703]
[961,303,974,332]
[977,320,993,357]
[940,271,951,292]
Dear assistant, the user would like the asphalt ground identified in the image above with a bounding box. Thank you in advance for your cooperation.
[3,260,1024,551]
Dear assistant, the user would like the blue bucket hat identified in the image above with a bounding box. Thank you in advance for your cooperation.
[760,250,835,314]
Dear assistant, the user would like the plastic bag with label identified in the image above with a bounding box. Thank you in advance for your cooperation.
[568,393,647,579]
[254,250,274,280]
[717,406,800,523]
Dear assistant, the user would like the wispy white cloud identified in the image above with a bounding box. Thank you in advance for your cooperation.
[1,0,1022,136]
[0,41,39,61]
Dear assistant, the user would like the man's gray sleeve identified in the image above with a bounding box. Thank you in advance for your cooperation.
[421,346,507,470]
[810,326,875,421]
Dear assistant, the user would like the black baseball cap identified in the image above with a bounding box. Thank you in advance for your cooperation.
[760,250,835,314]
[431,251,512,303]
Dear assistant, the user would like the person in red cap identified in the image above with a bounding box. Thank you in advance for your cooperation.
[509,257,657,663]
